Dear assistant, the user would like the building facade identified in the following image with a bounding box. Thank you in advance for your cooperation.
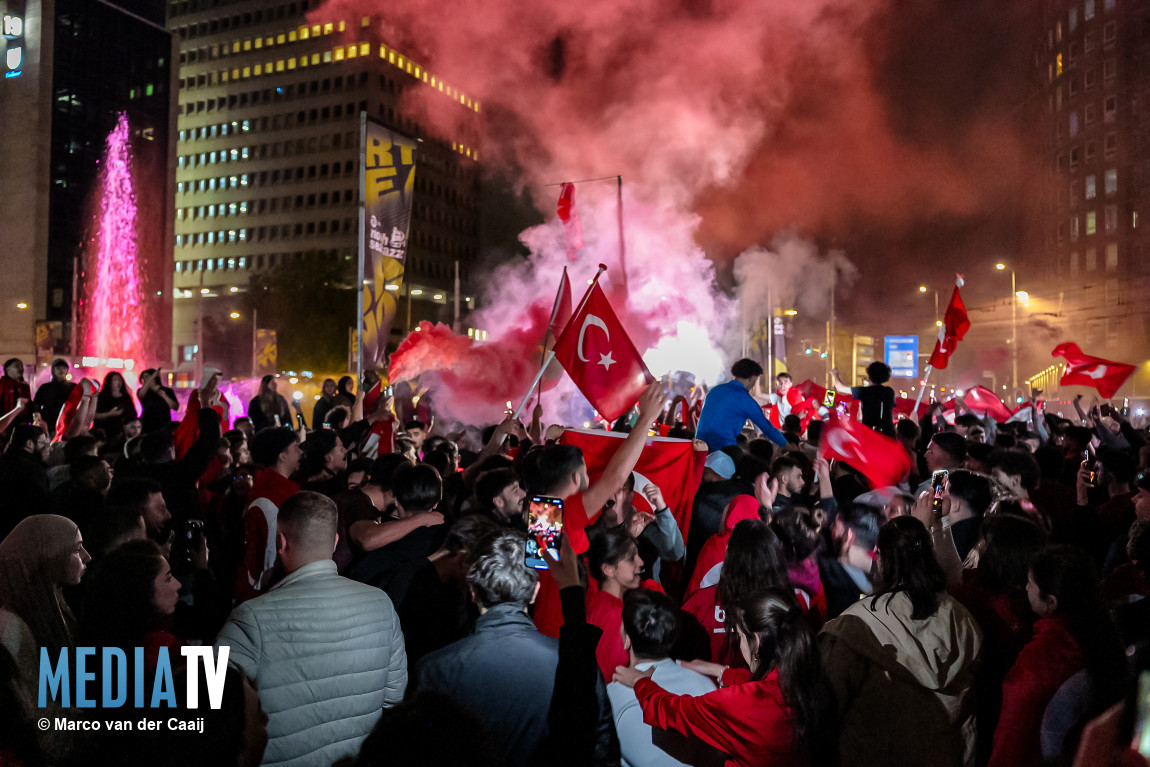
[1026,0,1150,394]
[167,0,482,372]
[0,0,174,367]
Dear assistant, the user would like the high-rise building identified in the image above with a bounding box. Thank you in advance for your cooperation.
[1025,0,1150,393]
[0,0,174,366]
[167,0,482,374]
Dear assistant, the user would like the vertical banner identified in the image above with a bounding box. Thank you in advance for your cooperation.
[359,116,418,375]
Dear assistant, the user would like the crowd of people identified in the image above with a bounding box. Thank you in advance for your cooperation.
[0,353,1148,767]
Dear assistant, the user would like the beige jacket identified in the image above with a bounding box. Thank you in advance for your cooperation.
[820,590,982,767]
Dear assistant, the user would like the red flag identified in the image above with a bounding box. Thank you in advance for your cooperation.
[557,182,584,262]
[929,275,970,369]
[962,385,1014,423]
[1052,342,1135,398]
[819,412,911,489]
[559,428,706,542]
[553,280,653,422]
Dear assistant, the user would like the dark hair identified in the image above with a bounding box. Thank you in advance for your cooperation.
[79,539,167,648]
[771,452,808,478]
[730,358,763,380]
[337,376,354,394]
[441,515,499,556]
[5,425,42,456]
[520,444,584,496]
[730,589,836,764]
[622,589,681,659]
[977,514,1046,593]
[475,468,521,510]
[1064,426,1093,450]
[872,516,946,620]
[865,361,891,384]
[392,463,443,513]
[403,420,427,433]
[1030,545,1127,705]
[746,438,776,466]
[250,427,298,467]
[966,441,995,466]
[955,413,983,430]
[138,431,174,464]
[63,435,100,463]
[990,447,1040,491]
[325,405,351,429]
[1098,448,1138,485]
[422,450,452,478]
[105,478,164,511]
[1033,445,1065,480]
[300,429,341,478]
[771,506,822,564]
[782,414,802,434]
[368,453,412,490]
[587,528,638,584]
[85,505,145,559]
[718,520,789,620]
[931,432,967,463]
[946,469,993,518]
[895,419,920,442]
[839,501,883,551]
[776,372,793,382]
[467,531,538,608]
[96,372,134,413]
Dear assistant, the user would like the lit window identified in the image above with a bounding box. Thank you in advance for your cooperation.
[1103,0,1113,10]
[277,33,285,44]
[289,31,297,42]
[359,42,370,56]
[242,66,250,78]
[1056,53,1063,76]
[176,235,183,247]
[254,37,262,50]
[323,22,333,34]
[254,63,262,75]
[311,24,320,36]
[1105,168,1117,195]
[1086,0,1096,19]
[1086,175,1097,199]
[232,41,240,53]
[338,21,345,31]
[288,58,296,70]
[276,60,284,72]
[1086,210,1097,235]
[243,39,251,51]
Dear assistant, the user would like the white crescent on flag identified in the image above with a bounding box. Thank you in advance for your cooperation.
[577,314,611,362]
[1084,364,1108,380]
[824,426,861,457]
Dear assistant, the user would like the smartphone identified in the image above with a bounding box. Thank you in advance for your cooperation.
[823,390,837,409]
[931,470,948,515]
[185,519,204,550]
[525,496,564,570]
[384,385,394,397]
[1124,397,1131,417]
[1082,450,1096,487]
[1134,670,1150,756]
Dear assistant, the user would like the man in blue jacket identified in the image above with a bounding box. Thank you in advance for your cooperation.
[695,359,787,451]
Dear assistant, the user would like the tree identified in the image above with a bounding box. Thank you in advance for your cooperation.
[247,252,357,372]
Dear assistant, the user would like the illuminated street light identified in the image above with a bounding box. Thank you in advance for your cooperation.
[784,309,798,316]
[918,285,928,293]
[1015,290,1030,307]
[229,311,241,319]
[995,262,1006,271]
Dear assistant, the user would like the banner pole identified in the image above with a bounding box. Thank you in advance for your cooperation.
[515,351,556,420]
[356,110,367,387]
[913,364,934,412]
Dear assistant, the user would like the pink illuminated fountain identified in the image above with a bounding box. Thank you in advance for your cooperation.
[80,112,144,365]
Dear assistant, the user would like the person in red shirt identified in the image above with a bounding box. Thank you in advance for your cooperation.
[614,588,836,767]
[682,519,790,665]
[990,545,1127,767]
[235,428,301,603]
[522,381,667,637]
[686,495,762,598]
[585,527,658,680]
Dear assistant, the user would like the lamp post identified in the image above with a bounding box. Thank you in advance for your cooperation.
[995,262,1019,390]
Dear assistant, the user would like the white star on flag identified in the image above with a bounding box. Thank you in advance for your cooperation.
[598,352,616,370]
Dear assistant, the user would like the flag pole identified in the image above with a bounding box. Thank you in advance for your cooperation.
[537,266,569,409]
[913,364,934,412]
[515,352,556,420]
[518,264,607,417]
[616,176,627,292]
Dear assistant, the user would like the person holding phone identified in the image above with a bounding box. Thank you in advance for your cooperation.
[521,381,669,638]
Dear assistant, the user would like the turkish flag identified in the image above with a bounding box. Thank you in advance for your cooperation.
[559,428,706,543]
[557,182,584,262]
[1052,342,1135,398]
[929,276,970,369]
[819,412,911,489]
[548,267,572,340]
[963,385,1014,423]
[553,280,653,422]
[53,380,90,443]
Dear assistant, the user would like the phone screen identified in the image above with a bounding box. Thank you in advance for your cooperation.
[931,470,948,515]
[1134,670,1150,755]
[823,390,837,409]
[525,497,564,570]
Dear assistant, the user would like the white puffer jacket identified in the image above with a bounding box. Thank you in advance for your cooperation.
[215,559,407,767]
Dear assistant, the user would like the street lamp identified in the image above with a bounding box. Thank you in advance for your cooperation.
[917,285,939,326]
[995,263,1019,389]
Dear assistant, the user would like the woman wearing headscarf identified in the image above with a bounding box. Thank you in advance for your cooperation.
[0,515,90,695]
